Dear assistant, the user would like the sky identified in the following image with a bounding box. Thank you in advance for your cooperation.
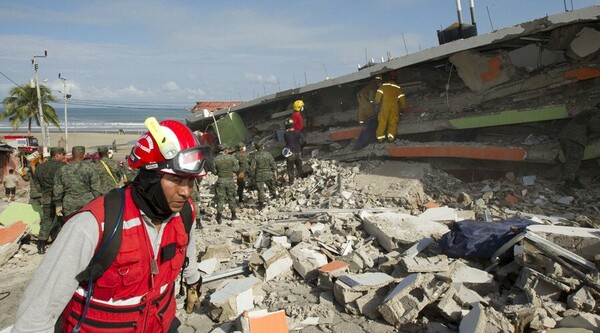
[1,0,599,110]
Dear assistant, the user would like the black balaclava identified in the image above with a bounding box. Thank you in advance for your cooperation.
[130,169,172,221]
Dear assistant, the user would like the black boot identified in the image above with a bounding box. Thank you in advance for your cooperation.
[216,212,222,224]
[37,240,47,255]
[257,202,264,210]
[238,195,244,203]
[231,211,238,220]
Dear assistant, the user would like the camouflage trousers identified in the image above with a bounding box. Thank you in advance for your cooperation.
[214,180,237,213]
[39,203,61,241]
[286,153,303,183]
[255,179,277,204]
[560,139,585,182]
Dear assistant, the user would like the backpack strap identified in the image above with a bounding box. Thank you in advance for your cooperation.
[75,188,125,284]
[180,199,193,238]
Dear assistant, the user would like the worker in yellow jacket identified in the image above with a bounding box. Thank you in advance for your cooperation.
[374,71,406,143]
[356,76,382,123]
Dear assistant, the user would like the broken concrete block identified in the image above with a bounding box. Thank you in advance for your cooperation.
[568,27,600,59]
[568,287,596,312]
[401,255,450,273]
[360,211,450,252]
[418,206,456,222]
[515,267,570,301]
[284,224,311,243]
[271,236,291,249]
[449,50,516,92]
[458,303,486,332]
[208,276,262,322]
[437,287,464,322]
[198,257,220,275]
[459,303,514,332]
[333,272,394,305]
[288,242,328,280]
[558,312,600,333]
[438,261,497,294]
[262,246,293,281]
[401,237,434,259]
[354,288,389,319]
[317,260,349,290]
[378,273,449,327]
[201,243,232,263]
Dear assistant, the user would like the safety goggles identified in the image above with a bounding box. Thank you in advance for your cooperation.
[139,146,206,176]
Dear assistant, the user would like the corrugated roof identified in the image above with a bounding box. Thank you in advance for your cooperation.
[191,101,245,113]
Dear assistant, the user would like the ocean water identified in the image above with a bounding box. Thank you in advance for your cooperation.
[0,107,191,133]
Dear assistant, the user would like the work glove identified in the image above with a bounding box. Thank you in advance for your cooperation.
[55,206,63,217]
[185,279,202,314]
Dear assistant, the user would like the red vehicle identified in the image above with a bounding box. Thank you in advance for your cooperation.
[1,135,40,153]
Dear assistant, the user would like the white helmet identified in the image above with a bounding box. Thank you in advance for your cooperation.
[282,147,292,158]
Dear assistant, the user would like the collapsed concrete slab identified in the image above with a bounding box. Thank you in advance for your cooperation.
[526,225,600,260]
[401,255,450,273]
[438,261,497,294]
[568,27,600,59]
[202,243,232,263]
[360,211,450,252]
[558,312,600,333]
[515,267,571,302]
[378,273,449,327]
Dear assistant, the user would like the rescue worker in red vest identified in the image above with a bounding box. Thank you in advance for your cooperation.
[12,119,207,333]
[374,71,406,143]
[291,99,304,132]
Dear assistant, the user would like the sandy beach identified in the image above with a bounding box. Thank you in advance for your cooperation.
[8,131,143,162]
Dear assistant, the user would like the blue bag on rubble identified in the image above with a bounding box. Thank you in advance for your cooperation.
[438,217,536,263]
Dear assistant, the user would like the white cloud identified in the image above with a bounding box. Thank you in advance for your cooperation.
[163,81,179,92]
[244,73,278,84]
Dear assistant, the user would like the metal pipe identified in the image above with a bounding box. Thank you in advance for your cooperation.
[455,0,463,27]
[469,0,476,26]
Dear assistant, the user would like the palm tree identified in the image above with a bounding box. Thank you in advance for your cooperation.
[1,84,60,133]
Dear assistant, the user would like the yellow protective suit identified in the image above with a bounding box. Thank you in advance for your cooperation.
[356,79,380,123]
[374,81,406,142]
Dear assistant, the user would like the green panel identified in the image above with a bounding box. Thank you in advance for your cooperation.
[210,112,250,147]
[0,202,41,235]
[449,106,568,129]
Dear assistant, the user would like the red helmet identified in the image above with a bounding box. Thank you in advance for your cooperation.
[128,119,206,177]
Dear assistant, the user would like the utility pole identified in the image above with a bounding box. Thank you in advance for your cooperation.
[32,51,48,152]
[59,73,71,151]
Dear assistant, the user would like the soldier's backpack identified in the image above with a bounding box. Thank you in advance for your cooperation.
[75,187,194,284]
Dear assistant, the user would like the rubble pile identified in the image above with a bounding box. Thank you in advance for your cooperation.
[173,158,600,332]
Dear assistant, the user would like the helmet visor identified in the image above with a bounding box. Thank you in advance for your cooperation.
[140,147,206,177]
[173,147,205,174]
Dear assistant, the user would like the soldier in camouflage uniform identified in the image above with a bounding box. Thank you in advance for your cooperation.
[207,144,239,223]
[558,104,600,194]
[53,146,102,218]
[234,142,249,202]
[249,141,278,210]
[34,147,67,254]
[93,146,125,195]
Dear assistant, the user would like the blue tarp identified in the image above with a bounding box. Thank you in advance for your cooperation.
[439,217,537,263]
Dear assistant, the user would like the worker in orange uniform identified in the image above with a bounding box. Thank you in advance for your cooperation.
[291,100,304,132]
[374,71,406,143]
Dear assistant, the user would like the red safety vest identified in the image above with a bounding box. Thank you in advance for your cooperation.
[61,187,191,332]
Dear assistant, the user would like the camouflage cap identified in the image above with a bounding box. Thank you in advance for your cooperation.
[50,147,65,156]
[237,142,245,149]
[218,144,229,152]
[98,146,109,154]
[72,146,85,154]
[254,141,263,149]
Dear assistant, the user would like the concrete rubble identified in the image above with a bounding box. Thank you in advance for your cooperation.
[1,155,600,332]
